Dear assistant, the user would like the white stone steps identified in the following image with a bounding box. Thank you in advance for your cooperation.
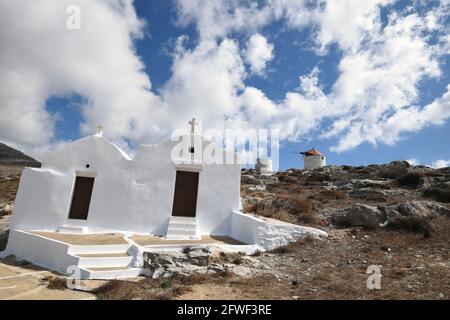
[166,228,197,236]
[167,222,197,230]
[166,216,198,239]
[68,244,131,255]
[57,225,88,234]
[74,254,133,268]
[166,217,199,240]
[80,266,142,280]
[169,216,197,224]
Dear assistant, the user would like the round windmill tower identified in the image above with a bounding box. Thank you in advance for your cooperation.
[300,148,326,170]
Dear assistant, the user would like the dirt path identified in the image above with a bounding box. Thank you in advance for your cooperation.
[0,260,96,300]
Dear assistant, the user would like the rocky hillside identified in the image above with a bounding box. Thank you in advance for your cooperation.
[241,161,450,235]
[0,143,40,167]
[0,143,39,250]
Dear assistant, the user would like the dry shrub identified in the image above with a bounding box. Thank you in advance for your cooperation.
[171,286,193,297]
[160,280,172,289]
[271,236,314,254]
[384,216,434,238]
[0,230,9,251]
[243,203,257,213]
[94,280,143,299]
[175,273,211,285]
[0,176,20,203]
[397,172,423,188]
[217,251,245,265]
[43,276,67,290]
[250,250,261,257]
[232,256,244,265]
[253,195,321,225]
[308,189,348,201]
[423,187,450,203]
[220,270,234,278]
[278,175,298,184]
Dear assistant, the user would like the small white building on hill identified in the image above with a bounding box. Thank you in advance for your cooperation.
[1,121,326,279]
[301,148,326,170]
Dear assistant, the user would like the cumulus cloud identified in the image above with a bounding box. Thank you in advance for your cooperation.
[0,0,449,159]
[431,159,450,168]
[244,34,274,75]
[173,0,450,152]
[406,158,420,166]
[0,0,164,153]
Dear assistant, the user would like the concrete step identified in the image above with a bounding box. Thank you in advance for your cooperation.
[166,228,197,236]
[81,267,142,280]
[169,216,197,224]
[167,222,197,230]
[74,253,133,268]
[165,216,198,240]
[58,225,88,234]
[68,244,131,255]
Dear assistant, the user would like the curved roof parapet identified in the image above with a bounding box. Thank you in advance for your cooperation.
[42,134,132,167]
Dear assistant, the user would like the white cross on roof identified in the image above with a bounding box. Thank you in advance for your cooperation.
[96,124,104,136]
[188,118,198,134]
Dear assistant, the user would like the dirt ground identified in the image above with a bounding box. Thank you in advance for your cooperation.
[94,217,449,300]
[0,257,96,300]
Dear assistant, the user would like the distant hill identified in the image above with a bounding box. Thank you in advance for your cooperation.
[0,143,40,167]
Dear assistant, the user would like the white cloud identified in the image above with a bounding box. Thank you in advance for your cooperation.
[406,158,420,166]
[431,159,450,168]
[0,0,163,153]
[313,0,394,53]
[0,0,449,160]
[161,37,246,131]
[244,34,274,75]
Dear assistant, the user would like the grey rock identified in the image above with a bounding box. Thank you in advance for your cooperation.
[374,161,410,179]
[396,201,450,218]
[348,188,387,202]
[331,204,383,229]
[241,175,263,185]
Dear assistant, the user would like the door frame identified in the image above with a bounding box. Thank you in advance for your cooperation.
[65,170,97,225]
[171,166,201,218]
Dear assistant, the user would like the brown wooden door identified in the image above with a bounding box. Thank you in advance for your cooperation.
[68,176,95,220]
[171,171,199,217]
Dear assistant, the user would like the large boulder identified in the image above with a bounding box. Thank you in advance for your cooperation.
[378,200,450,221]
[142,247,258,279]
[331,204,384,229]
[382,216,434,238]
[396,201,450,218]
[373,161,410,179]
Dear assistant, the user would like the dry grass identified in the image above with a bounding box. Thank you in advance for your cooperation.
[384,216,434,238]
[250,250,261,257]
[93,218,450,300]
[95,272,234,300]
[0,176,20,204]
[309,189,348,201]
[423,187,450,203]
[271,236,315,254]
[249,194,323,226]
[243,203,257,213]
[397,172,423,188]
[42,276,67,290]
[215,251,245,265]
[171,286,193,297]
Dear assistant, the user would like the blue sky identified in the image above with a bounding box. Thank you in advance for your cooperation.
[1,0,449,169]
